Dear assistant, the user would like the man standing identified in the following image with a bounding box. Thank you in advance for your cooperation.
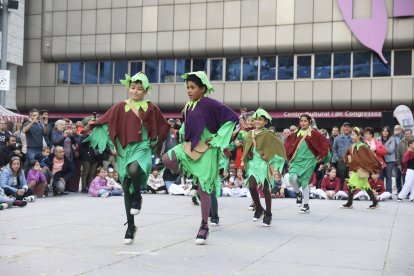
[393,125,403,193]
[329,126,339,146]
[396,129,413,189]
[332,122,353,185]
[0,119,10,149]
[22,109,48,163]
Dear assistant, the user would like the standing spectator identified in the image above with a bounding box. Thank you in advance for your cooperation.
[51,120,68,148]
[39,110,53,148]
[378,126,396,194]
[397,139,414,202]
[0,157,34,201]
[364,127,387,168]
[79,128,99,193]
[282,129,291,142]
[163,119,179,154]
[22,109,47,163]
[68,124,81,192]
[332,122,353,185]
[75,121,84,134]
[0,119,10,148]
[329,126,339,146]
[393,125,403,144]
[396,129,413,187]
[393,125,403,194]
[289,125,297,133]
[26,160,47,197]
[47,146,75,195]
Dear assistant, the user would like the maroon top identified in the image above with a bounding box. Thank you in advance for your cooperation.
[321,176,341,193]
[285,129,331,161]
[92,101,170,155]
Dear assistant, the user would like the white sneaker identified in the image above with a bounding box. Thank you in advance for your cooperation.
[24,196,35,202]
[0,203,8,210]
[101,192,110,198]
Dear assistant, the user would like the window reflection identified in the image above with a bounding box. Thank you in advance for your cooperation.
[114,61,128,84]
[176,59,191,82]
[333,53,350,78]
[160,59,175,83]
[243,57,258,81]
[278,55,293,80]
[226,58,241,81]
[314,54,331,79]
[130,61,143,76]
[57,64,69,84]
[260,56,276,80]
[210,59,223,81]
[99,61,113,84]
[145,60,159,83]
[84,62,98,84]
[193,59,207,72]
[297,56,311,79]
[373,51,391,77]
[353,52,370,78]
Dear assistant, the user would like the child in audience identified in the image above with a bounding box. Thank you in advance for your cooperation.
[88,167,111,198]
[146,167,166,194]
[106,169,123,196]
[397,139,414,202]
[271,172,284,198]
[26,160,47,197]
[223,169,249,197]
[369,173,392,201]
[335,179,350,200]
[0,186,27,209]
[314,167,340,199]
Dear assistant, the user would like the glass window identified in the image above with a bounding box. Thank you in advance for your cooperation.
[260,56,276,80]
[226,58,241,81]
[130,61,143,76]
[333,53,351,78]
[193,59,207,72]
[297,56,312,79]
[242,57,258,81]
[352,52,371,78]
[210,59,223,81]
[277,55,294,80]
[57,64,69,84]
[176,59,191,82]
[314,54,331,79]
[145,60,159,83]
[84,62,98,84]
[70,62,83,85]
[160,59,175,83]
[394,50,412,76]
[99,61,113,84]
[114,60,129,84]
[373,51,391,77]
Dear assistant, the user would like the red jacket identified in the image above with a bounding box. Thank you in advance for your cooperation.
[368,178,385,194]
[365,138,387,168]
[321,176,341,193]
[402,150,414,173]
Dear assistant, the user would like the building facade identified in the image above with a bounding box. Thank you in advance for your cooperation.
[16,0,414,117]
[1,0,25,110]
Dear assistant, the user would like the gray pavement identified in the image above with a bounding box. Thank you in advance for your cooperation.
[0,194,413,276]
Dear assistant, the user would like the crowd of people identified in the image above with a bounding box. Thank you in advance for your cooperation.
[1,71,414,246]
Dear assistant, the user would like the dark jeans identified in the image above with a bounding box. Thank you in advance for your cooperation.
[285,189,297,198]
[380,162,395,194]
[81,160,99,190]
[335,160,349,185]
[394,166,403,193]
[3,187,34,200]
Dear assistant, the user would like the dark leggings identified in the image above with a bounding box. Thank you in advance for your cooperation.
[123,161,145,227]
[210,192,218,219]
[198,183,211,224]
[248,176,272,214]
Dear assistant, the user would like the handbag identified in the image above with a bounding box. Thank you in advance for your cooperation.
[183,141,209,161]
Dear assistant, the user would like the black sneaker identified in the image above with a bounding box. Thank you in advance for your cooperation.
[262,212,272,227]
[253,207,264,221]
[210,216,219,226]
[397,198,402,202]
[299,204,310,214]
[195,220,209,245]
[13,200,27,207]
[296,192,303,206]
[368,203,380,209]
[192,196,199,206]
[124,225,137,245]
[130,196,143,215]
[248,203,255,211]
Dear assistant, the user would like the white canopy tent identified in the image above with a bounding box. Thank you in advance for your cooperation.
[0,105,27,126]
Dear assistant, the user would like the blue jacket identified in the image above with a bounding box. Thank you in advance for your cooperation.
[332,134,353,163]
[0,166,28,193]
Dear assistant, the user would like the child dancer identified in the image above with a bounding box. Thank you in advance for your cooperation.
[285,114,331,213]
[341,127,382,209]
[85,72,170,244]
[397,139,414,202]
[26,160,47,197]
[242,108,286,226]
[162,71,238,244]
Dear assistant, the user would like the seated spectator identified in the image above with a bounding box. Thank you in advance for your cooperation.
[0,186,27,209]
[26,160,47,197]
[223,169,249,197]
[163,168,181,192]
[335,180,350,200]
[0,156,34,202]
[46,146,75,195]
[281,172,297,198]
[313,168,341,200]
[369,172,392,201]
[146,167,166,194]
[0,136,25,167]
[271,172,285,198]
[353,189,369,201]
[106,168,123,196]
[88,167,113,197]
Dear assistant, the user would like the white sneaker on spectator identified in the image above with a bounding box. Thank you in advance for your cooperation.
[101,192,110,198]
[24,196,35,202]
[0,203,8,210]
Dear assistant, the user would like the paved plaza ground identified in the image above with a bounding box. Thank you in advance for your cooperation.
[0,194,413,275]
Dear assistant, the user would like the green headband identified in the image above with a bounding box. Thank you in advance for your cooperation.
[252,108,272,122]
[181,71,214,95]
[120,72,154,91]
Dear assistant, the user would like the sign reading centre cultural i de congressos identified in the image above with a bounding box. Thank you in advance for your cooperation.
[0,70,10,91]
[271,111,383,119]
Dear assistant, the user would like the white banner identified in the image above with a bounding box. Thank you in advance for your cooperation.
[0,70,10,91]
[393,105,414,132]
